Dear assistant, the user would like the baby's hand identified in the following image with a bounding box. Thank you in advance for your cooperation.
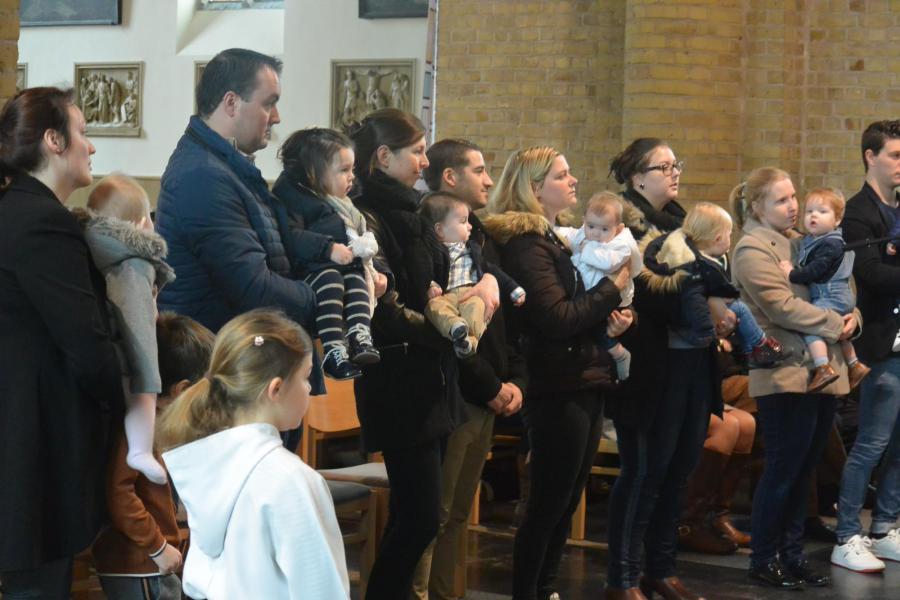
[330,243,354,265]
[778,260,794,277]
[427,282,443,300]
[151,543,183,575]
[888,243,898,256]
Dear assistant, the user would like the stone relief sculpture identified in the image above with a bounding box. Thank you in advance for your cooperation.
[74,62,143,137]
[331,60,416,134]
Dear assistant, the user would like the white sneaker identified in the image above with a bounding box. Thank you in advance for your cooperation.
[871,529,900,562]
[831,535,886,572]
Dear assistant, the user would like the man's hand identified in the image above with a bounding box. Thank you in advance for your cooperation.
[714,309,737,338]
[330,243,354,265]
[501,382,523,416]
[460,273,500,322]
[151,543,183,575]
[427,281,443,300]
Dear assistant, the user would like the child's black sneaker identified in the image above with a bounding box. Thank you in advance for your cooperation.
[748,335,791,368]
[323,345,362,380]
[348,324,380,365]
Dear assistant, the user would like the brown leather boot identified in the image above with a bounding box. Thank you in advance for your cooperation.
[848,360,871,390]
[639,576,706,600]
[604,587,648,599]
[808,363,838,393]
[678,450,736,554]
[711,453,751,547]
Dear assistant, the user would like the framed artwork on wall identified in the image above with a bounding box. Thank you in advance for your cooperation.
[21,0,122,27]
[74,62,143,137]
[194,61,208,113]
[331,60,416,133]
[16,64,27,93]
[359,0,428,19]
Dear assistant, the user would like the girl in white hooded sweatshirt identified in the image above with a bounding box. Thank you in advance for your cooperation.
[158,310,349,599]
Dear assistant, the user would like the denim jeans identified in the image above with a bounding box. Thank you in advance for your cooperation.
[728,299,765,353]
[99,574,182,600]
[607,348,712,588]
[750,393,836,567]
[835,355,900,541]
[0,556,72,599]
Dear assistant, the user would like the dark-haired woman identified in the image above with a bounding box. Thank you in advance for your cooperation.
[604,138,717,600]
[272,127,381,381]
[0,88,124,598]
[350,108,498,597]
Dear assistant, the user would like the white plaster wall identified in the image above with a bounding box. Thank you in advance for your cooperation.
[18,0,428,180]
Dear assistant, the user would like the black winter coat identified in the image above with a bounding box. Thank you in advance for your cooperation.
[271,174,358,277]
[457,213,529,406]
[352,171,462,452]
[843,182,900,362]
[0,176,124,571]
[483,211,622,395]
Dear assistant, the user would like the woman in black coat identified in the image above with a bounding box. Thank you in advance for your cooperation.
[349,108,500,598]
[0,88,124,598]
[483,146,632,600]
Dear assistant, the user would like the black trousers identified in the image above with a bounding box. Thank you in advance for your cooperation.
[0,556,73,600]
[365,438,444,600]
[607,348,713,588]
[512,388,604,600]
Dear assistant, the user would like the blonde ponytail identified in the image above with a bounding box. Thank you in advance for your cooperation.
[157,309,313,451]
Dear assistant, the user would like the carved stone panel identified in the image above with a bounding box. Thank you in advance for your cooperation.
[74,62,143,137]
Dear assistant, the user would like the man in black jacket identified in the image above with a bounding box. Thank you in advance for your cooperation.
[412,139,528,599]
[835,120,900,571]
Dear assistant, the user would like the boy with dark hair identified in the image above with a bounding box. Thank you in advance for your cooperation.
[93,313,215,599]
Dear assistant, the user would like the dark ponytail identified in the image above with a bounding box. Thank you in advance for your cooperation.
[0,87,74,187]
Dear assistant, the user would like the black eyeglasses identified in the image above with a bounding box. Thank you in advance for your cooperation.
[644,160,684,176]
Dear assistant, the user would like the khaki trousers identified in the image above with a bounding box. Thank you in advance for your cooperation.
[425,285,487,352]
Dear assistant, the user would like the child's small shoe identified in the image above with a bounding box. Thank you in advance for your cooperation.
[808,364,839,393]
[847,361,872,390]
[449,322,475,358]
[323,345,362,380]
[748,335,792,368]
[127,452,168,485]
[348,324,380,365]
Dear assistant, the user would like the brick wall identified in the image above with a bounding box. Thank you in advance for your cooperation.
[436,0,900,208]
[0,0,19,108]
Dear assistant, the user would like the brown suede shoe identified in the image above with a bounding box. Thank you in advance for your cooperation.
[847,361,872,390]
[604,587,648,600]
[639,576,706,600]
[713,514,751,547]
[808,364,838,393]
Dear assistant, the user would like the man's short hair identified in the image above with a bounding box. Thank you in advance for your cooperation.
[423,138,483,191]
[157,312,215,392]
[861,120,900,172]
[196,48,283,118]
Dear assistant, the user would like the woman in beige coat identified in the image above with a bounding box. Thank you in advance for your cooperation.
[731,167,859,591]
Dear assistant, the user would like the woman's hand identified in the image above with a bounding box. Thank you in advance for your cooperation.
[373,272,388,298]
[714,309,738,338]
[611,264,631,291]
[778,260,794,278]
[460,273,500,322]
[606,308,634,338]
[839,313,858,341]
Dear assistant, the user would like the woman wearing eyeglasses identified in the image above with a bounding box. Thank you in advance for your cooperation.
[603,138,715,600]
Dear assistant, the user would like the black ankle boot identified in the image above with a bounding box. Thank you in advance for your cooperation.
[748,559,804,590]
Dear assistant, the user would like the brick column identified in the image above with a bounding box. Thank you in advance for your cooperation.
[0,0,20,107]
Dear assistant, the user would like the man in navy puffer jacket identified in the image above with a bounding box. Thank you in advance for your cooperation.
[156,48,321,400]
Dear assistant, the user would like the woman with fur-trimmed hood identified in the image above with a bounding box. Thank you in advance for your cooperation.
[482,146,633,600]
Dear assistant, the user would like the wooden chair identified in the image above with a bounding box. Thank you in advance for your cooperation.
[327,480,379,600]
[570,438,621,541]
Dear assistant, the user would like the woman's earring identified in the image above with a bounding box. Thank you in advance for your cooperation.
[639,183,645,190]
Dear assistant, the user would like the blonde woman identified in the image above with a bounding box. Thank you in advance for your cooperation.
[731,167,859,590]
[483,147,632,600]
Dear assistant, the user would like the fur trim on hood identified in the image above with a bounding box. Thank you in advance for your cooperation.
[481,211,556,245]
[638,229,697,295]
[75,208,175,285]
[622,201,654,240]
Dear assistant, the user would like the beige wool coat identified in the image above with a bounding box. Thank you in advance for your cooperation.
[731,218,861,398]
